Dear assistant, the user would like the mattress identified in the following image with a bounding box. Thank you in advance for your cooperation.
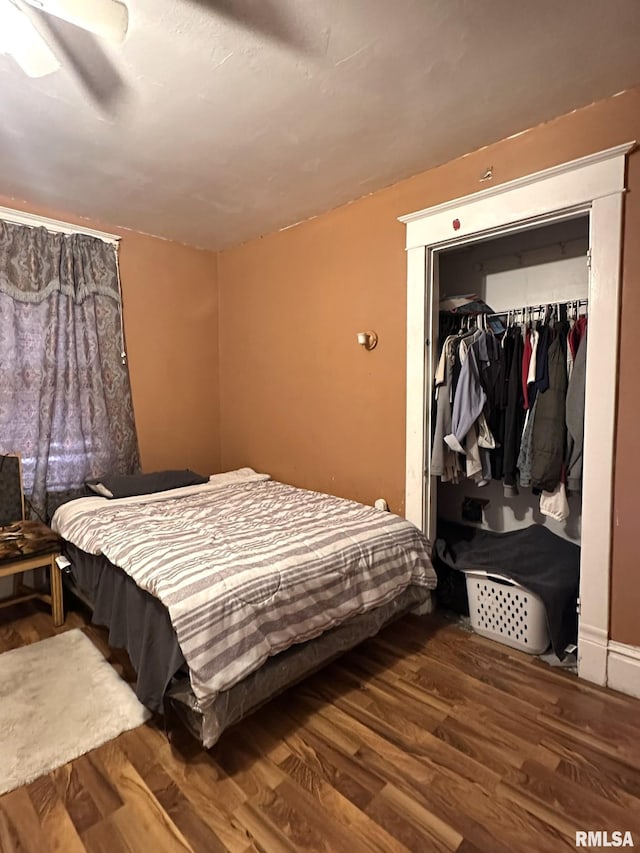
[53,469,436,743]
[168,584,431,747]
[61,543,431,745]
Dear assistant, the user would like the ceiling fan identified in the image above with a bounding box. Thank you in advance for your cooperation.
[0,0,128,78]
[0,0,321,109]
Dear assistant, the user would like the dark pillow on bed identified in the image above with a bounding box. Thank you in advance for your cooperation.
[86,469,208,499]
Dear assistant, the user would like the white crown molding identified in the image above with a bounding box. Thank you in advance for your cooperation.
[0,205,119,245]
[398,142,636,225]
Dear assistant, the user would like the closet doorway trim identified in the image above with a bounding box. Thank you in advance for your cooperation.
[400,141,634,689]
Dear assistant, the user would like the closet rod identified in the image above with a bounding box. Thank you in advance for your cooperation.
[486,298,588,319]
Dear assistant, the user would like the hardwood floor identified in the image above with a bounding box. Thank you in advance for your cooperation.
[0,601,639,852]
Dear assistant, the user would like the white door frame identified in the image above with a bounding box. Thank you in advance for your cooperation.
[400,142,634,687]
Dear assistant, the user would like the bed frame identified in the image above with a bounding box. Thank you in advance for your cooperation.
[61,541,431,746]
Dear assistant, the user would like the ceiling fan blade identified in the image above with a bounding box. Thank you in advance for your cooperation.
[185,0,325,55]
[0,1,60,77]
[22,0,128,43]
[31,9,127,111]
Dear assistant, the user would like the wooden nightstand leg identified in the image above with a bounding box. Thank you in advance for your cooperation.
[50,555,64,627]
[12,572,23,596]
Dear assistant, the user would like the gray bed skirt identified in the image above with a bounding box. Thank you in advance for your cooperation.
[167,583,431,747]
[62,541,431,747]
[63,542,186,713]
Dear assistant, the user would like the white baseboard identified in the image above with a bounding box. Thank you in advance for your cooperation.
[607,641,640,699]
[577,623,608,686]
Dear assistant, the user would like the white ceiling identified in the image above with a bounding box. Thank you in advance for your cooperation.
[1,0,640,250]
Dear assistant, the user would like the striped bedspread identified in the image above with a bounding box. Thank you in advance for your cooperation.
[52,470,436,707]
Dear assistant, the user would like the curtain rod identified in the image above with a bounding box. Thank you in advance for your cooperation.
[0,205,120,245]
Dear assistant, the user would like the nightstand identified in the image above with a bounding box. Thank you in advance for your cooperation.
[0,520,64,626]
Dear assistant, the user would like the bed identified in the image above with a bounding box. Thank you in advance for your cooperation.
[51,468,436,746]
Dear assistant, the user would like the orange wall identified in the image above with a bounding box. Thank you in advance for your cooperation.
[117,233,219,476]
[0,195,220,477]
[218,86,640,646]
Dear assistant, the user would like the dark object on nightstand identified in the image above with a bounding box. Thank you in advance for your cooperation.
[0,454,25,526]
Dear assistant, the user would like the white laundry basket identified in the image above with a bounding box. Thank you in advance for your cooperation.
[464,569,550,654]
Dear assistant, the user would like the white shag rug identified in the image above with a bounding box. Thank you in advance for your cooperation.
[0,629,151,795]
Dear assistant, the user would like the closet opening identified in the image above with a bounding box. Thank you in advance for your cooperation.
[430,215,589,667]
[402,143,631,687]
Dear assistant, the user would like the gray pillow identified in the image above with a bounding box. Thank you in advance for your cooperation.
[86,469,208,499]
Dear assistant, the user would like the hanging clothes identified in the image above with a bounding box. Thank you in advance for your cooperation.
[444,335,487,455]
[431,335,464,483]
[566,326,587,493]
[566,319,575,381]
[464,423,484,481]
[527,328,539,388]
[528,323,551,407]
[530,324,569,492]
[503,326,525,496]
[540,479,570,522]
[568,314,587,359]
[469,331,499,487]
[521,327,532,410]
[516,397,538,489]
[567,311,587,381]
[478,332,504,479]
[432,301,586,504]
[490,332,509,481]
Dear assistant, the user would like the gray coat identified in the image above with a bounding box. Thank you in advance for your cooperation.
[530,333,568,492]
[517,398,538,489]
[565,332,586,492]
[431,337,463,483]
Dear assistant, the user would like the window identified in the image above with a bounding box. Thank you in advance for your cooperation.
[0,216,139,517]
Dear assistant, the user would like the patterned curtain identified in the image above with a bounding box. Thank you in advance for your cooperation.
[0,221,140,518]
